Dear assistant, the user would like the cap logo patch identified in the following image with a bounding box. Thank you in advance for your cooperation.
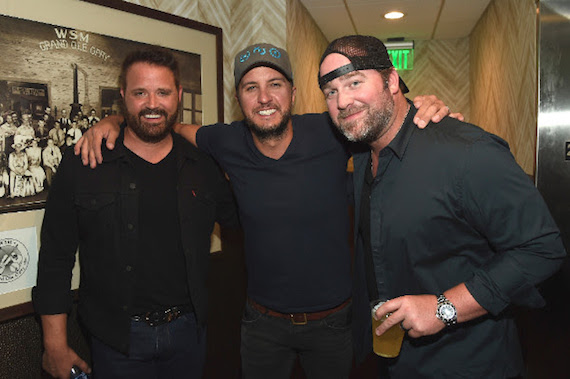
[269,48,281,59]
[240,46,282,63]
[234,43,293,88]
[239,51,251,63]
[253,46,266,55]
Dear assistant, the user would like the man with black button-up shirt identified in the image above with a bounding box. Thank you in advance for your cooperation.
[319,35,566,378]
[33,48,237,379]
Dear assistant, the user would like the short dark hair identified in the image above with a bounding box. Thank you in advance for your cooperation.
[119,47,180,90]
[377,67,392,83]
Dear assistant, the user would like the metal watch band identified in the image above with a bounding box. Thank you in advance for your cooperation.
[436,293,457,326]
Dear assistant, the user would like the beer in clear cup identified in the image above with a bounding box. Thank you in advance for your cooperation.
[371,300,405,358]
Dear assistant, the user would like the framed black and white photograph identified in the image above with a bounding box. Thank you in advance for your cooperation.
[0,0,222,318]
[0,0,223,214]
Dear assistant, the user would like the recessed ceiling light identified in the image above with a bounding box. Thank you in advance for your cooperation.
[384,11,405,20]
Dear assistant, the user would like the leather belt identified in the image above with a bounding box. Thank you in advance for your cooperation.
[131,305,191,327]
[248,298,350,325]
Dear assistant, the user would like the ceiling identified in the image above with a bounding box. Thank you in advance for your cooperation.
[298,0,492,42]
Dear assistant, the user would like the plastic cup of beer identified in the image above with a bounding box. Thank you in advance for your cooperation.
[371,300,405,358]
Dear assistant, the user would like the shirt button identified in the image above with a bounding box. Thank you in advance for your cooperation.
[129,182,136,190]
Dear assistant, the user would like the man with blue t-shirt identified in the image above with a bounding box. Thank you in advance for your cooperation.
[75,43,454,378]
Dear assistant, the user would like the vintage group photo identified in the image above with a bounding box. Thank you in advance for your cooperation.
[0,13,202,212]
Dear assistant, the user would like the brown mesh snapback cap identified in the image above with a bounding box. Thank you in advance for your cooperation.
[234,43,293,88]
[318,35,409,93]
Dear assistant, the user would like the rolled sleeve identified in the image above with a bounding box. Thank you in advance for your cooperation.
[462,135,566,315]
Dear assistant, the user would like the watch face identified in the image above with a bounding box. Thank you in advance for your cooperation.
[440,304,456,320]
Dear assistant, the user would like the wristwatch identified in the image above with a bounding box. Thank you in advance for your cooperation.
[435,294,457,326]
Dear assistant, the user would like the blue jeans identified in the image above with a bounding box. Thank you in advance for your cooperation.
[241,300,353,379]
[90,313,206,379]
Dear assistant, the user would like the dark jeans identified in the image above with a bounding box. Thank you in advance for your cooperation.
[90,312,206,379]
[241,300,353,379]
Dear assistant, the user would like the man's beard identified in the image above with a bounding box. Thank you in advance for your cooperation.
[244,108,292,142]
[337,94,394,144]
[124,105,179,143]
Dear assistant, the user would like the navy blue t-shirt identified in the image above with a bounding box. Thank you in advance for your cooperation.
[197,113,352,312]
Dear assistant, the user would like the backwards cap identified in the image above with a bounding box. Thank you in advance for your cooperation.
[318,35,409,93]
[234,43,293,88]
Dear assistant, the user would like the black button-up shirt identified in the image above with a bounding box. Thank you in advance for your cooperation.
[352,106,565,377]
[33,129,238,354]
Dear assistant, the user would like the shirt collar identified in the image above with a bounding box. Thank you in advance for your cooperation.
[385,101,418,161]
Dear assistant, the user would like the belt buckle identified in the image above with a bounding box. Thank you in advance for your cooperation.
[144,310,163,327]
[164,307,181,323]
[290,313,308,325]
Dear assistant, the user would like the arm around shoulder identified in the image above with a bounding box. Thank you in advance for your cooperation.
[75,114,123,168]
[173,122,201,147]
[412,95,464,128]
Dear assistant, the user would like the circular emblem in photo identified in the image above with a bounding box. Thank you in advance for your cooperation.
[0,238,29,283]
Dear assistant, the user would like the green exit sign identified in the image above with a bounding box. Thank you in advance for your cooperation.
[387,49,414,70]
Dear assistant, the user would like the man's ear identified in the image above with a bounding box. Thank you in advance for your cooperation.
[388,69,400,94]
[291,85,297,106]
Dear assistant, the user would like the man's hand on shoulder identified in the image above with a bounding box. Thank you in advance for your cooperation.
[74,115,123,168]
[412,95,465,128]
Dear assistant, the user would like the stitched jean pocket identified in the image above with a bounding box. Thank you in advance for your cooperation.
[322,301,352,330]
[241,301,263,324]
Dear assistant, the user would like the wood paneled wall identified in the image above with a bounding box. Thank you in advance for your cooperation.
[470,0,538,174]
[286,0,328,115]
[401,38,471,121]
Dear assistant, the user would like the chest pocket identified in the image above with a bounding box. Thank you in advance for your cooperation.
[180,188,216,232]
[75,193,116,209]
[74,193,118,238]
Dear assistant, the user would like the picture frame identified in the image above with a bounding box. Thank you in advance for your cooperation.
[0,0,223,319]
[0,0,223,214]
